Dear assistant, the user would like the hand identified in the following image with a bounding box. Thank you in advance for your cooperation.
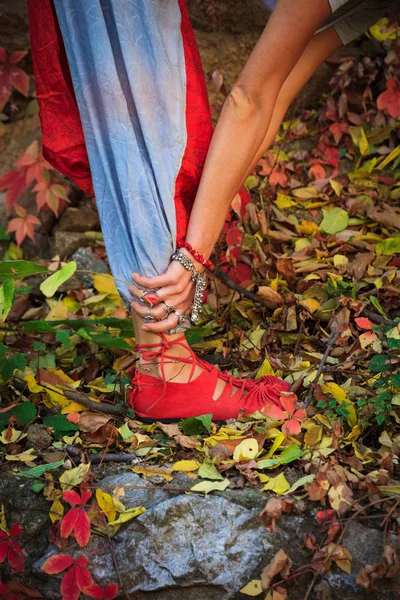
[129,260,196,332]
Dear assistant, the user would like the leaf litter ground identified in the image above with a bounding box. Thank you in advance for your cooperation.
[0,17,400,600]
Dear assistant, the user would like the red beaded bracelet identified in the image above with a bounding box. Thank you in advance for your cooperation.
[177,240,214,270]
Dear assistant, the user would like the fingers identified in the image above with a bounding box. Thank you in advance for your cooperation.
[132,263,191,290]
[131,301,171,321]
[142,307,190,333]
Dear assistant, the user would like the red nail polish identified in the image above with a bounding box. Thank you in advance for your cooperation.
[145,293,159,306]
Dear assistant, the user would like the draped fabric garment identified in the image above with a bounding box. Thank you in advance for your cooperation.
[28,0,213,303]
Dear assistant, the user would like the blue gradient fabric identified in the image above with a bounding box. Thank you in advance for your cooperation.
[53,0,188,303]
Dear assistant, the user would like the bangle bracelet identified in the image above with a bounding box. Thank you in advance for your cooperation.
[177,240,214,270]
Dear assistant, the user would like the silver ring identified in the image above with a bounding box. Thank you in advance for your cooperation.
[164,301,175,314]
[161,305,170,320]
[144,305,156,323]
[174,310,186,326]
[139,290,147,305]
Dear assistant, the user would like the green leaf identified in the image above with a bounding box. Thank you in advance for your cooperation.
[88,333,133,350]
[0,227,10,240]
[43,414,79,432]
[0,260,48,282]
[278,444,305,464]
[55,329,72,349]
[0,348,27,381]
[23,321,56,334]
[40,262,77,298]
[0,279,15,322]
[285,474,316,495]
[14,460,64,479]
[179,414,213,435]
[320,208,349,235]
[375,237,400,256]
[0,401,37,428]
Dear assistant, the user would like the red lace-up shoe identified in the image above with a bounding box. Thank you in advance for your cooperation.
[129,334,290,422]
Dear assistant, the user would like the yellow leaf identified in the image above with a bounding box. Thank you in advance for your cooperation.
[0,504,7,533]
[24,374,43,393]
[96,489,117,522]
[330,179,343,196]
[261,473,290,495]
[299,298,320,314]
[132,465,173,482]
[274,193,296,210]
[239,580,263,597]
[297,220,319,236]
[5,448,37,463]
[256,358,275,378]
[322,382,357,427]
[49,498,64,524]
[333,254,348,267]
[0,428,27,444]
[233,438,259,462]
[108,506,146,526]
[349,126,369,156]
[61,401,88,414]
[171,460,200,472]
[45,299,69,321]
[324,543,352,574]
[267,432,285,457]
[59,463,91,490]
[92,274,119,295]
[189,479,230,494]
[304,424,323,447]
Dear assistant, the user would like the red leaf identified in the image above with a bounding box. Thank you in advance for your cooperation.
[10,67,30,97]
[62,490,82,506]
[269,169,288,189]
[66,412,80,425]
[355,317,373,330]
[282,418,301,437]
[225,223,243,247]
[10,523,23,537]
[262,404,286,421]
[7,539,24,574]
[9,51,27,64]
[279,392,297,416]
[309,164,326,181]
[60,566,80,600]
[0,540,8,564]
[0,170,28,212]
[80,488,92,505]
[76,556,89,568]
[60,507,79,540]
[105,584,119,599]
[74,510,91,547]
[75,564,93,591]
[316,509,335,526]
[84,584,105,599]
[41,554,75,575]
[377,78,400,119]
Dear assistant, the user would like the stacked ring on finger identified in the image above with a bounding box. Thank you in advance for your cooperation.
[139,290,147,305]
[174,310,187,326]
[144,305,157,323]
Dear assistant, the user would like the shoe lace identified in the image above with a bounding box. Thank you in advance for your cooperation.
[132,333,249,411]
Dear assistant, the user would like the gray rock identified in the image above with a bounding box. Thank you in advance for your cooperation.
[58,205,100,233]
[69,247,108,286]
[26,423,53,450]
[54,231,89,259]
[96,472,172,509]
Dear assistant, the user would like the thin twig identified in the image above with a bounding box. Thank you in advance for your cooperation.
[304,328,337,408]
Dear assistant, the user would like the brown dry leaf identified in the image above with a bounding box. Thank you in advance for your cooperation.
[260,497,283,532]
[346,252,374,280]
[307,472,330,501]
[356,544,399,590]
[156,421,196,449]
[209,443,233,460]
[255,286,284,309]
[328,482,354,515]
[324,543,353,574]
[366,203,400,230]
[78,412,112,433]
[84,422,118,444]
[261,549,292,590]
[276,258,296,281]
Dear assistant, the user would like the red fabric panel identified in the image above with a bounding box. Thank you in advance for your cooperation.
[27,0,94,196]
[175,0,214,242]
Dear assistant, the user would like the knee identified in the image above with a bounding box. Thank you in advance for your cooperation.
[225,83,261,120]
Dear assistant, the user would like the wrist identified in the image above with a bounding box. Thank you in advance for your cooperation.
[176,239,214,270]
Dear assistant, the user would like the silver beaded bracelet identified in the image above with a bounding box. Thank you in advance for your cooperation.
[171,250,207,322]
